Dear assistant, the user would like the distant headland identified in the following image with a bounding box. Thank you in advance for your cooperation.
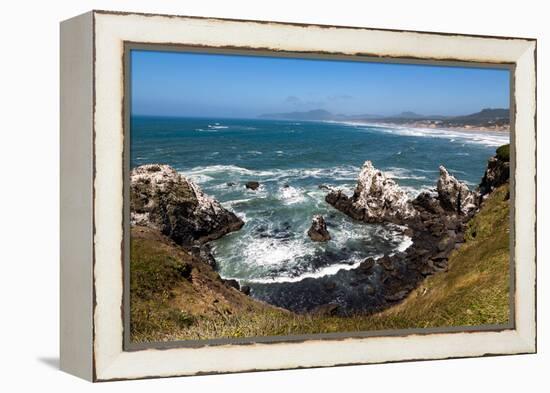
[259,108,510,132]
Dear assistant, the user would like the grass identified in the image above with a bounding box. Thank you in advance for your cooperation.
[130,185,510,342]
[496,144,510,162]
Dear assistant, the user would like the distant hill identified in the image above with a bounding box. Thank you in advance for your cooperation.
[448,108,509,122]
[259,109,381,121]
[258,107,510,128]
[394,111,425,119]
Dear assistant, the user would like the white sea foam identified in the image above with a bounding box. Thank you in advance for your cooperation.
[326,120,509,147]
[278,186,306,205]
[185,173,214,184]
[216,210,414,284]
[385,167,427,180]
[224,230,413,284]
[208,124,229,129]
[401,185,435,198]
[183,164,361,183]
[241,237,310,267]
[221,198,256,207]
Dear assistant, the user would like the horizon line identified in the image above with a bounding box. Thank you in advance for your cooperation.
[131,106,510,120]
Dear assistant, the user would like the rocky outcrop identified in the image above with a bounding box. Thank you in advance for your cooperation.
[313,161,486,313]
[130,164,244,246]
[245,181,260,190]
[307,215,331,242]
[437,166,478,215]
[325,161,417,224]
[479,154,510,196]
[247,150,510,316]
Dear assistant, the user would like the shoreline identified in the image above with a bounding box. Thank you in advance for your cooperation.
[324,119,510,134]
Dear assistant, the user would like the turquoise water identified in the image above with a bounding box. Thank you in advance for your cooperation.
[131,116,509,285]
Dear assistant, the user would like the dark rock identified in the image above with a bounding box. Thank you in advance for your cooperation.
[318,184,336,191]
[379,255,395,271]
[224,279,240,290]
[240,285,251,295]
[437,236,455,252]
[412,191,443,215]
[479,153,510,196]
[130,164,244,246]
[190,244,217,269]
[175,262,192,279]
[245,181,260,190]
[307,215,331,242]
[323,281,337,291]
[226,182,236,187]
[432,252,449,262]
[358,257,376,273]
[385,290,408,302]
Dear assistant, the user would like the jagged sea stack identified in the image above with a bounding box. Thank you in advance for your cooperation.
[326,161,417,224]
[307,215,331,242]
[130,164,244,246]
[436,166,478,215]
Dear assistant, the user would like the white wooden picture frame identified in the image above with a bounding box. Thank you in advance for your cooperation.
[60,10,536,381]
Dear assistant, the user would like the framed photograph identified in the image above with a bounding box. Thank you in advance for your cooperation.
[60,10,537,381]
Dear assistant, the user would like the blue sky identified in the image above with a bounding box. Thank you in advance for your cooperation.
[131,49,510,118]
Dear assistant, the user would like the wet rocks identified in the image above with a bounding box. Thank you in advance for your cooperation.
[325,161,417,224]
[130,164,244,246]
[358,257,376,273]
[223,279,241,291]
[245,181,260,190]
[385,290,408,302]
[240,285,251,295]
[479,146,510,196]
[437,166,478,215]
[307,215,331,242]
[189,244,217,269]
[412,190,444,215]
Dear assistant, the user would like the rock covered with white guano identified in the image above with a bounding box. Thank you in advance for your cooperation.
[326,161,417,224]
[130,164,244,245]
[307,214,331,242]
[436,166,478,215]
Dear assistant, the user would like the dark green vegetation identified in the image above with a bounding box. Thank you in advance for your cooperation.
[131,183,510,342]
[496,144,510,162]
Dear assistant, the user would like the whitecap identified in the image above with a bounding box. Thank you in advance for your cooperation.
[385,167,427,180]
[326,120,510,147]
[184,173,214,184]
[278,186,306,205]
[207,124,229,129]
[225,230,413,284]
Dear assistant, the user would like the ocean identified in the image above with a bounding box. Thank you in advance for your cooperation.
[130,116,509,310]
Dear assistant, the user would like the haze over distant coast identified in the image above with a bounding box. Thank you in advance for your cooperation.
[258,108,510,132]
